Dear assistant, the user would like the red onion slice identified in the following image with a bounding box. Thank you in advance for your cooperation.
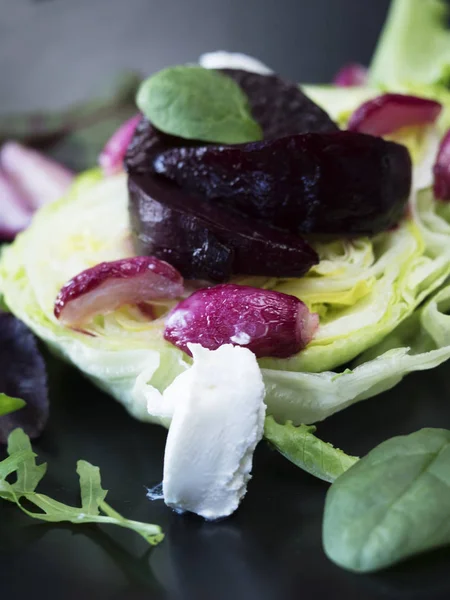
[1,142,74,210]
[99,114,141,176]
[0,169,33,241]
[433,130,450,201]
[164,284,319,359]
[333,63,368,87]
[348,94,442,136]
[54,256,184,327]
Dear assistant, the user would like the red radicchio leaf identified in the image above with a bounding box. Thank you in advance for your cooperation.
[348,94,442,136]
[1,141,74,211]
[433,129,450,201]
[164,284,319,359]
[0,169,32,241]
[333,63,368,87]
[99,114,141,176]
[54,256,184,327]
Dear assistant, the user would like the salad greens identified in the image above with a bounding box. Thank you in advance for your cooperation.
[264,417,358,483]
[3,0,450,573]
[0,394,26,418]
[4,162,450,427]
[0,428,164,545]
[370,0,450,89]
[136,66,263,144]
[323,428,450,573]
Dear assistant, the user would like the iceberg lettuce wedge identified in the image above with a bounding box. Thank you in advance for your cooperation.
[2,168,450,427]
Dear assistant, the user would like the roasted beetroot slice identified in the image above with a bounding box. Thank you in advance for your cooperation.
[164,284,319,358]
[129,173,318,282]
[0,314,49,443]
[126,118,319,281]
[125,117,203,174]
[54,256,184,326]
[220,69,338,138]
[154,131,412,236]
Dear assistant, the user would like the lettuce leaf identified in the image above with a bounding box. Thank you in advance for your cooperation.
[2,168,450,427]
[264,417,358,482]
[370,0,450,89]
[0,394,26,418]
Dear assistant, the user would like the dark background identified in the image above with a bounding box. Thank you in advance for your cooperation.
[5,1,450,600]
[0,0,390,112]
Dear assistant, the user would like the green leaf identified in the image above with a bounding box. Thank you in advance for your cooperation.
[77,460,108,516]
[323,428,450,573]
[264,416,358,483]
[7,428,47,494]
[0,429,164,546]
[0,450,36,482]
[137,66,262,144]
[370,0,450,88]
[0,393,26,417]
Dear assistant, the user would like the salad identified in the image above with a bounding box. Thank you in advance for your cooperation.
[2,0,450,574]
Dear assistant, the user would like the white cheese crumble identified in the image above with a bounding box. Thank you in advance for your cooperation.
[160,343,266,520]
[199,51,273,75]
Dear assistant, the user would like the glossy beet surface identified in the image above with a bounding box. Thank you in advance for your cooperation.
[0,313,49,443]
[126,119,319,281]
[164,284,319,358]
[348,94,442,137]
[54,256,184,326]
[221,69,338,138]
[154,131,412,236]
[128,174,318,282]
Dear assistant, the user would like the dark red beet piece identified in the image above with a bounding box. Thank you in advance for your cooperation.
[154,132,412,236]
[220,69,338,138]
[164,284,319,358]
[128,174,318,282]
[348,94,442,136]
[126,119,319,281]
[54,256,184,326]
[433,129,450,201]
[0,313,49,443]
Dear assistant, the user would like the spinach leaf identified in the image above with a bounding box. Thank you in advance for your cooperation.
[264,416,358,482]
[137,66,263,144]
[0,429,164,546]
[323,428,450,572]
[0,394,26,418]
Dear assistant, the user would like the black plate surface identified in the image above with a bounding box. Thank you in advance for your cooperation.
[2,354,450,600]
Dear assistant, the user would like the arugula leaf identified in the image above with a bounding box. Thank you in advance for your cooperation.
[77,461,107,516]
[264,416,358,483]
[323,428,450,572]
[137,66,263,144]
[0,429,164,546]
[370,0,450,88]
[0,394,26,418]
[7,428,47,493]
